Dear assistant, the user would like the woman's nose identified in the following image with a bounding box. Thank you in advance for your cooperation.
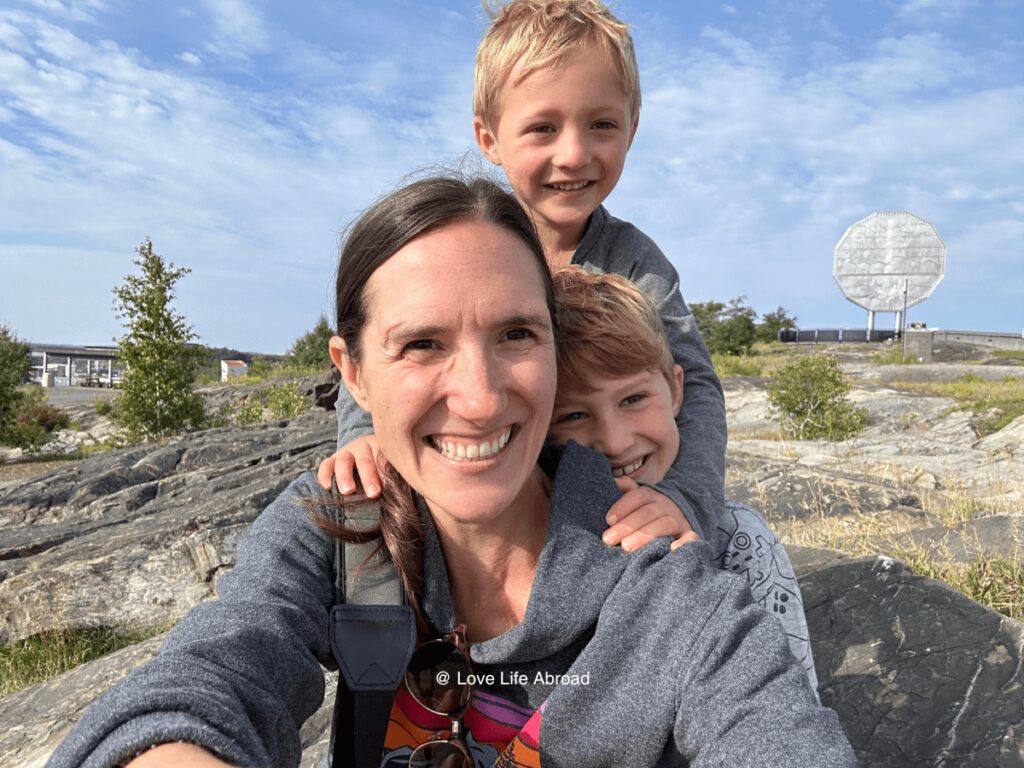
[447,349,506,424]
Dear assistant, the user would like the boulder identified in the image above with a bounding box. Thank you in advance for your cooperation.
[793,548,1024,767]
[0,412,336,644]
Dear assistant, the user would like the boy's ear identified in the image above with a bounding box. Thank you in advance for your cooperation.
[474,115,502,165]
[670,364,684,415]
[330,336,370,411]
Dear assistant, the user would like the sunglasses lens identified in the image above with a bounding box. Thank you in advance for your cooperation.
[409,740,473,768]
[405,639,472,715]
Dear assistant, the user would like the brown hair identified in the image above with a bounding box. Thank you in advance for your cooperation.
[474,0,641,129]
[552,266,675,401]
[317,174,554,624]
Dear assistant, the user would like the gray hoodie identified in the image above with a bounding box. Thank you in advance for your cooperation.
[47,443,854,768]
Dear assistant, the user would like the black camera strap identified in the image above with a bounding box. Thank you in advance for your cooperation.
[327,489,415,768]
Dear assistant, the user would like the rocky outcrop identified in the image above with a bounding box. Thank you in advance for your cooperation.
[2,358,1022,766]
[0,411,336,644]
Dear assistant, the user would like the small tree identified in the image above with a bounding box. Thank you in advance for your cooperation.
[766,353,868,440]
[758,306,798,343]
[112,238,205,440]
[0,324,31,438]
[286,315,335,371]
[690,297,758,356]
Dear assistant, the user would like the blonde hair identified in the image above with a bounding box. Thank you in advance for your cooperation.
[474,0,641,128]
[553,266,674,399]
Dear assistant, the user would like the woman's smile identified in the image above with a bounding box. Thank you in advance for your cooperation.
[342,217,557,529]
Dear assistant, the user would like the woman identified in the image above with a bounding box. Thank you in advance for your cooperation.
[48,176,854,768]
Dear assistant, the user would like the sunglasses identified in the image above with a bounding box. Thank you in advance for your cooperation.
[404,625,475,768]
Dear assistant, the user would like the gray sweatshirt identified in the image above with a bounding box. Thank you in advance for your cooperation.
[47,443,854,768]
[335,205,727,540]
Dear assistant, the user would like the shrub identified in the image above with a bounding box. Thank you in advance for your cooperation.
[766,353,868,440]
[1,386,70,449]
[264,384,307,420]
[0,324,31,436]
[235,397,264,426]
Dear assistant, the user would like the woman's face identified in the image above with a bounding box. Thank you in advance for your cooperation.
[339,218,557,528]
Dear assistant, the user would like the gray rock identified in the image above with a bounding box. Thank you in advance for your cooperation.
[0,412,336,644]
[794,549,1024,767]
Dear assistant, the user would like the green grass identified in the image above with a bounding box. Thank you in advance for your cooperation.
[711,352,763,377]
[888,373,1024,436]
[990,350,1024,360]
[896,550,1024,620]
[870,346,919,366]
[0,624,168,697]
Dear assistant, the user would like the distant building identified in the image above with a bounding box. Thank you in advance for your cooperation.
[220,360,249,382]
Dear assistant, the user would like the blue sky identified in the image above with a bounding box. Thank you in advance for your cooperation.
[1,0,1022,353]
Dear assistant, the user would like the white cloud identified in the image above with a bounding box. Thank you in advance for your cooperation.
[199,0,270,60]
[178,50,201,66]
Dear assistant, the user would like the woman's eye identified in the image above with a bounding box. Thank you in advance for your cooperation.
[403,339,438,353]
[503,327,534,342]
[621,393,647,407]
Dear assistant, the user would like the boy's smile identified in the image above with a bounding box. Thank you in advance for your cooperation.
[474,45,637,263]
[548,366,683,486]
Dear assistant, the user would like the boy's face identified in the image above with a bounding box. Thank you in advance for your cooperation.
[549,366,683,485]
[474,45,637,253]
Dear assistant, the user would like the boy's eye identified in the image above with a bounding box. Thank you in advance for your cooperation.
[528,124,555,134]
[554,411,588,424]
[621,393,647,407]
[592,119,617,130]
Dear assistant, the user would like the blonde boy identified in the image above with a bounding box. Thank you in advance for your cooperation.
[324,0,726,550]
[548,267,818,686]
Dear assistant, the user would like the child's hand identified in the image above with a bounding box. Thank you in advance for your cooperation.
[315,434,382,496]
[603,477,700,552]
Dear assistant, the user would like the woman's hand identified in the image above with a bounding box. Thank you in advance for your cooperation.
[125,742,235,767]
[603,477,701,551]
[316,434,382,496]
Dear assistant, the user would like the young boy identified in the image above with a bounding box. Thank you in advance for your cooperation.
[549,266,817,686]
[323,0,725,553]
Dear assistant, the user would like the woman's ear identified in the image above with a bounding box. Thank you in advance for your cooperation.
[474,115,502,166]
[670,364,684,415]
[330,336,370,410]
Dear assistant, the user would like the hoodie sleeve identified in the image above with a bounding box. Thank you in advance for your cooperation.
[335,380,374,448]
[672,575,857,767]
[573,208,727,539]
[45,474,335,768]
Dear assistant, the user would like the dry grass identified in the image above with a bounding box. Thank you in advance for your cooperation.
[887,373,1024,436]
[777,475,1024,618]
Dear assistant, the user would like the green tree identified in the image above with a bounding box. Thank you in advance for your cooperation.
[766,353,868,440]
[286,315,334,371]
[690,297,758,356]
[0,324,31,438]
[112,238,205,440]
[758,306,798,343]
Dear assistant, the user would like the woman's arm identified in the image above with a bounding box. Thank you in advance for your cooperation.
[46,474,336,768]
[673,576,855,766]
